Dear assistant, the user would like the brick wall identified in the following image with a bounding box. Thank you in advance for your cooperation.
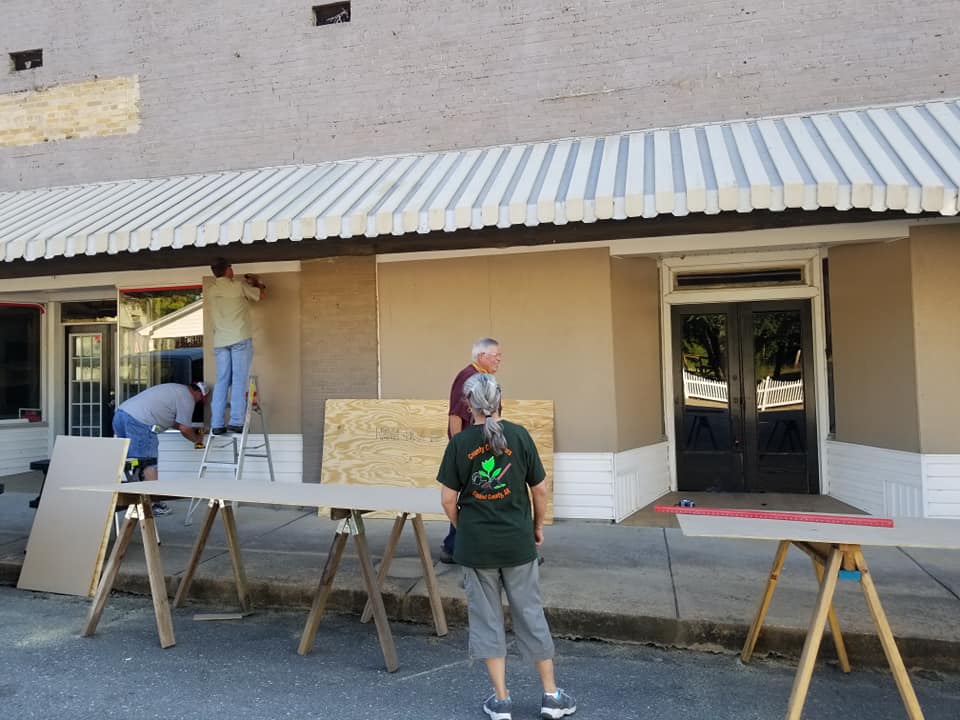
[0,1,956,189]
[299,256,378,481]
[0,76,138,147]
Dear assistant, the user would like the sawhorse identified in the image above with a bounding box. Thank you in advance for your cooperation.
[742,540,923,720]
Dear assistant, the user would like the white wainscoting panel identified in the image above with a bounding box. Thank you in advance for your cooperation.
[923,454,960,519]
[0,424,50,476]
[826,440,923,517]
[158,432,303,484]
[553,452,615,520]
[613,442,671,522]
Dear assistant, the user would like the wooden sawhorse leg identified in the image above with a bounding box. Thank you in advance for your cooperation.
[810,554,851,673]
[789,541,851,674]
[785,545,844,720]
[298,517,350,656]
[360,513,448,637]
[411,513,448,637]
[852,548,924,720]
[742,540,850,673]
[83,495,175,648]
[360,513,407,624]
[299,510,399,672]
[742,540,789,663]
[173,499,252,616]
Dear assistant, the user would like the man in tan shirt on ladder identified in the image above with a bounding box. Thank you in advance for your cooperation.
[207,257,265,435]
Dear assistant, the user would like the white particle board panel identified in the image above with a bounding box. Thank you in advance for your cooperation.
[677,514,960,549]
[67,478,444,516]
[17,436,128,597]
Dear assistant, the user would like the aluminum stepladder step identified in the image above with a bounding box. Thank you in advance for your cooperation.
[185,375,276,525]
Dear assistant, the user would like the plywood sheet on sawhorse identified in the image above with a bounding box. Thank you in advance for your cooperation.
[321,399,555,522]
[18,435,128,597]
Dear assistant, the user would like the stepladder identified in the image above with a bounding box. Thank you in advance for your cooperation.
[186,375,275,524]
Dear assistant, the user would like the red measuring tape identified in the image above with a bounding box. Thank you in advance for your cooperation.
[654,506,894,528]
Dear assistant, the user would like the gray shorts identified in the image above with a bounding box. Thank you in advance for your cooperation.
[462,559,555,662]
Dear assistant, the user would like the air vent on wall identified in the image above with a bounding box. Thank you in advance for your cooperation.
[313,2,350,25]
[10,49,43,71]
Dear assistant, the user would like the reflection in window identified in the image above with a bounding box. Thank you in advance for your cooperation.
[681,314,728,381]
[118,288,203,403]
[0,305,43,422]
[681,314,729,409]
[680,313,731,452]
[61,299,117,324]
[753,310,805,455]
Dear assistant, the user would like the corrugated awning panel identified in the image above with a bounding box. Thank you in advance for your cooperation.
[2,99,959,262]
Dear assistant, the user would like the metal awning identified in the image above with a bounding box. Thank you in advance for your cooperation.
[1,99,959,263]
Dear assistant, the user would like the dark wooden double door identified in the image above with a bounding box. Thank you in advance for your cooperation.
[673,300,818,494]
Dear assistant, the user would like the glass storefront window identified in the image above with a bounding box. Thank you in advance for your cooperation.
[0,305,43,422]
[118,287,204,403]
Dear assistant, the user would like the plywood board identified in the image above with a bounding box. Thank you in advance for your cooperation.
[18,436,128,597]
[320,399,555,522]
[67,479,444,516]
[677,514,960,549]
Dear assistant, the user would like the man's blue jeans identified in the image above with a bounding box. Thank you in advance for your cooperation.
[212,338,253,428]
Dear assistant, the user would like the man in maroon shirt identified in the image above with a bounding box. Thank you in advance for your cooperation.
[439,337,501,563]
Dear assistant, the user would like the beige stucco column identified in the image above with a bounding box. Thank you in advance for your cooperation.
[910,225,960,454]
[299,257,380,480]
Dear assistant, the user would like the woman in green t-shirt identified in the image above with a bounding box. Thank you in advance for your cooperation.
[438,373,576,720]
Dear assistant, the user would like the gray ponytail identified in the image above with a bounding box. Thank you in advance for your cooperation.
[463,373,506,456]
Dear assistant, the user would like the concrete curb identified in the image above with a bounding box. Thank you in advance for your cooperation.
[7,560,956,673]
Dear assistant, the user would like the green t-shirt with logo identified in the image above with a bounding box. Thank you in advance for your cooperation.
[436,420,546,569]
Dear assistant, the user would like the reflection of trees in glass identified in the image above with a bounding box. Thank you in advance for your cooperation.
[754,311,801,380]
[681,315,727,381]
[119,288,203,402]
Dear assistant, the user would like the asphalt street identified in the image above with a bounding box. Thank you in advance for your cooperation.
[1,586,958,720]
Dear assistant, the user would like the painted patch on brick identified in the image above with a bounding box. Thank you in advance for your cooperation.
[0,75,139,147]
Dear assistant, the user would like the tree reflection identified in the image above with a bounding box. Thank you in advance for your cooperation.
[754,311,802,380]
[681,315,726,381]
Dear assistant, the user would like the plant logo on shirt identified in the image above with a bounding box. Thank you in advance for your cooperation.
[470,455,512,501]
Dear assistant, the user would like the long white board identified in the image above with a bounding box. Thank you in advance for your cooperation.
[66,478,444,516]
[677,514,960,549]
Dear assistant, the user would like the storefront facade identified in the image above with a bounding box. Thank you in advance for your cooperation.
[2,2,958,520]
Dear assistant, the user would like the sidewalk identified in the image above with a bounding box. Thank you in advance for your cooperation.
[1,474,959,672]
